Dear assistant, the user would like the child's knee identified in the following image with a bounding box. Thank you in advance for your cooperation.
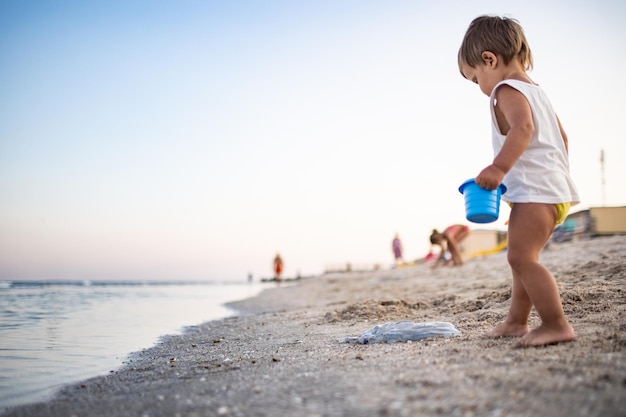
[507,250,527,271]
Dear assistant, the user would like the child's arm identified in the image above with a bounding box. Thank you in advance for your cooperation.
[475,85,534,190]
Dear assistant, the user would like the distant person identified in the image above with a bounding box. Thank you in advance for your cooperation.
[458,15,579,347]
[273,253,283,283]
[430,224,470,268]
[391,234,404,266]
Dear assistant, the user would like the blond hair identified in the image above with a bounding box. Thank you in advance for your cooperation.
[458,15,533,76]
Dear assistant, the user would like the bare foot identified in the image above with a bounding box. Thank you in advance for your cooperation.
[515,324,576,348]
[486,321,529,338]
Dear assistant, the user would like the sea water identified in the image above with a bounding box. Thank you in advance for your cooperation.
[0,279,269,411]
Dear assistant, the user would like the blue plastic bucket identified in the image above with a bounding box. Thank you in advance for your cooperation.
[458,179,507,223]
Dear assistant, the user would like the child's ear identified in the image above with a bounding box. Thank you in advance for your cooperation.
[481,51,497,67]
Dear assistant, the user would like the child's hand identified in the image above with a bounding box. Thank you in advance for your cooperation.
[475,164,505,190]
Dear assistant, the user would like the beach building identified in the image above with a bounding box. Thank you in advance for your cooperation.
[552,206,626,242]
[463,229,508,259]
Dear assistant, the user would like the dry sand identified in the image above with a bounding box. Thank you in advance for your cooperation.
[3,235,625,417]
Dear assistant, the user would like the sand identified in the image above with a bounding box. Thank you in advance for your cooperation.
[3,235,625,417]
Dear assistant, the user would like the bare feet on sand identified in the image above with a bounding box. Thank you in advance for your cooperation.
[487,321,576,348]
[487,321,577,348]
[514,324,576,348]
[486,321,530,338]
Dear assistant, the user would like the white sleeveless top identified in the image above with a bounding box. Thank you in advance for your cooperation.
[490,80,580,205]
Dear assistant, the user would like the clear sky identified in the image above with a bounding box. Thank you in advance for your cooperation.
[1,0,624,282]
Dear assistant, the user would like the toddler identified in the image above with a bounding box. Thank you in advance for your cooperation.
[458,15,580,347]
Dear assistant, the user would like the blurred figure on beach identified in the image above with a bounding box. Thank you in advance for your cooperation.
[273,253,283,283]
[458,15,579,347]
[391,234,404,266]
[430,224,470,268]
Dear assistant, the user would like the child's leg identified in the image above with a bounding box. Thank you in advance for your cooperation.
[486,269,532,337]
[486,206,535,337]
[506,203,575,347]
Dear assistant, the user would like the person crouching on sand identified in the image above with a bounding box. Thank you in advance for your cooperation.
[430,224,470,268]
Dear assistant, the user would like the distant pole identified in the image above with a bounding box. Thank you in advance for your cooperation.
[600,149,606,206]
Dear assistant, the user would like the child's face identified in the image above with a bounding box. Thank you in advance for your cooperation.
[461,62,498,97]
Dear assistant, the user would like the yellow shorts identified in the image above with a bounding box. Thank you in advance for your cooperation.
[508,203,571,226]
[554,203,571,225]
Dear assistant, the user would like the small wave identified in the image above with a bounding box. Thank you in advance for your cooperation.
[3,280,232,289]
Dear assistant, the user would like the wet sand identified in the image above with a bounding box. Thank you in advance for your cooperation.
[3,235,625,417]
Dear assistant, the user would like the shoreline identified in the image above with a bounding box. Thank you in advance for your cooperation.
[0,281,269,412]
[3,236,625,417]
